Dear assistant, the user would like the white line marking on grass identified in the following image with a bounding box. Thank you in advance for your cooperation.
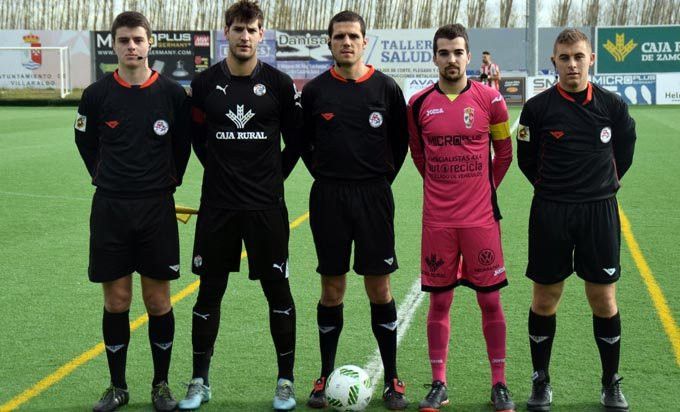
[510,116,520,133]
[363,116,522,391]
[364,279,426,391]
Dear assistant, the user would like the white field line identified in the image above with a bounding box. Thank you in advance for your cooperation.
[364,279,426,391]
[364,115,521,391]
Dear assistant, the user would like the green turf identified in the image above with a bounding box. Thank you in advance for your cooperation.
[0,105,678,411]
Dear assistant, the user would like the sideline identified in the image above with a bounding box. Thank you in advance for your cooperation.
[619,207,680,367]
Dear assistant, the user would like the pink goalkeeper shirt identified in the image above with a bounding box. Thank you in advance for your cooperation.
[407,80,512,228]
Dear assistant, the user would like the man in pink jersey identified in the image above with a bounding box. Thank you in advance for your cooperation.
[480,51,501,90]
[407,24,514,412]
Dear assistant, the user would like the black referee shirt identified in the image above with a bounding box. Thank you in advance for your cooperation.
[301,66,409,183]
[517,82,636,202]
[75,70,191,198]
[190,60,302,210]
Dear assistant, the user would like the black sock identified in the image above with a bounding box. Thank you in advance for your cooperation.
[262,278,296,381]
[528,309,556,382]
[149,308,175,386]
[191,275,228,386]
[594,312,621,386]
[370,299,398,383]
[103,309,130,390]
[318,302,343,378]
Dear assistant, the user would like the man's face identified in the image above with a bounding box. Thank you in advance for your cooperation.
[329,21,367,67]
[113,26,150,69]
[482,53,490,64]
[553,40,594,92]
[433,37,470,83]
[226,18,263,62]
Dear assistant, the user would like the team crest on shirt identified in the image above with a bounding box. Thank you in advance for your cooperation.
[368,112,382,129]
[463,107,475,129]
[153,119,169,136]
[74,113,87,132]
[253,83,267,96]
[193,255,203,268]
[369,111,383,128]
[517,124,530,142]
[600,127,612,143]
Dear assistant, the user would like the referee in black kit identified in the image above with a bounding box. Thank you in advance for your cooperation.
[516,29,636,412]
[301,10,410,411]
[75,11,190,412]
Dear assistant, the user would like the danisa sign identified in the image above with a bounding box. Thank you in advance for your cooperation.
[596,26,680,73]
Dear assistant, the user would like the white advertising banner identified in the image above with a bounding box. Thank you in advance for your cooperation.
[0,30,91,89]
[403,78,437,102]
[365,29,438,87]
[525,75,559,100]
[656,73,680,104]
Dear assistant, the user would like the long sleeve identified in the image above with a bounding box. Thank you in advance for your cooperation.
[279,77,304,179]
[516,105,539,184]
[172,88,192,185]
[488,91,512,187]
[406,102,425,177]
[74,87,99,178]
[299,85,316,178]
[189,77,208,167]
[387,83,409,183]
[492,138,512,187]
[612,98,636,180]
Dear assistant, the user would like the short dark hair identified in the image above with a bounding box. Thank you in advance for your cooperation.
[433,23,469,54]
[328,10,366,38]
[482,51,491,55]
[553,28,591,54]
[111,11,152,42]
[225,0,264,28]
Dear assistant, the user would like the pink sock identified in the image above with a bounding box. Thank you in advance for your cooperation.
[427,290,453,384]
[477,290,507,386]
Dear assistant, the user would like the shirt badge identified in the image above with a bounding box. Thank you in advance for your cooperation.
[253,83,267,96]
[369,111,383,128]
[463,107,475,129]
[153,119,169,136]
[600,127,612,143]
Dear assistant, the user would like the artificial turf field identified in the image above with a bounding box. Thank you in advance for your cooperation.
[0,105,678,411]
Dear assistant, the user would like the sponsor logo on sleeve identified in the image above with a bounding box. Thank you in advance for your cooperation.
[517,124,530,142]
[75,113,87,132]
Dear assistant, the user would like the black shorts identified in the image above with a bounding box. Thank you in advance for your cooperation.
[89,192,180,283]
[192,206,289,280]
[309,178,397,276]
[526,196,621,284]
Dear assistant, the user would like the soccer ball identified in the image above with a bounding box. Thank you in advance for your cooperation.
[325,365,373,411]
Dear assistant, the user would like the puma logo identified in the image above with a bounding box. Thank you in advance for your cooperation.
[215,84,228,95]
[193,311,210,320]
[273,307,293,316]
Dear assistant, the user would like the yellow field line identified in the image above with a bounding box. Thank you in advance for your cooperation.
[619,206,680,367]
[0,211,310,411]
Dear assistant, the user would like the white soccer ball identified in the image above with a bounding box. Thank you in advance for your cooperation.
[325,365,373,411]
